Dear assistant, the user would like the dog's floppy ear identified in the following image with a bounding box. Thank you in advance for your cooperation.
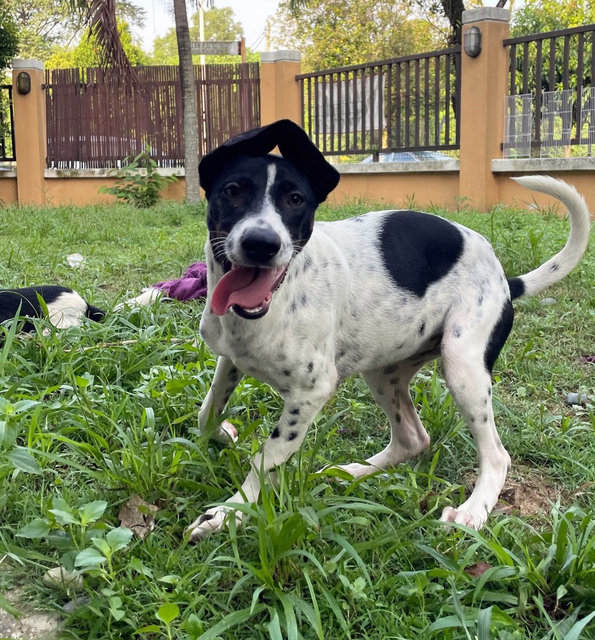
[199,119,340,202]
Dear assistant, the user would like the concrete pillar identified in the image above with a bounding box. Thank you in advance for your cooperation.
[259,50,302,126]
[459,8,510,210]
[12,59,47,206]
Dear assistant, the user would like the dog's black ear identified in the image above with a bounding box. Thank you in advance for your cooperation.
[199,119,340,202]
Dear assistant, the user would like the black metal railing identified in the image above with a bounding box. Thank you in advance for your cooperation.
[0,84,16,163]
[297,47,461,159]
[504,24,595,156]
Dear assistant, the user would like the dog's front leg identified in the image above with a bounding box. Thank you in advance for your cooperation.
[187,383,335,542]
[198,356,243,444]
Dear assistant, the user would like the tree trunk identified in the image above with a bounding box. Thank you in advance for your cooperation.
[173,0,201,203]
[441,0,466,46]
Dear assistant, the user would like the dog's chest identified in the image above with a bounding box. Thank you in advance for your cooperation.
[200,306,333,389]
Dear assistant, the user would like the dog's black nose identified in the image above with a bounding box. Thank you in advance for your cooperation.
[241,228,282,263]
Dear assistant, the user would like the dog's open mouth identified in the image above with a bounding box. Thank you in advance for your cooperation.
[211,265,287,319]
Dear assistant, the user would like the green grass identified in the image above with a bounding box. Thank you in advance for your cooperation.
[0,197,593,640]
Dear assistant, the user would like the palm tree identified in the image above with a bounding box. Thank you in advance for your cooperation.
[172,0,200,204]
[73,0,201,203]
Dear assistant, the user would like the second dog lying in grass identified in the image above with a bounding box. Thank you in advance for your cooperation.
[0,286,105,333]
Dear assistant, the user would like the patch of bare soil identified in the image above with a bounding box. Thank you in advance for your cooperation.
[494,465,568,517]
[0,588,59,640]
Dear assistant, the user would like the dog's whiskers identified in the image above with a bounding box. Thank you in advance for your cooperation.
[209,237,229,263]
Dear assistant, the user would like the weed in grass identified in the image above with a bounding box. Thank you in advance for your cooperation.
[100,151,179,209]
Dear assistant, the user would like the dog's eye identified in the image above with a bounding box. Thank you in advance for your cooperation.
[224,182,241,198]
[287,192,304,207]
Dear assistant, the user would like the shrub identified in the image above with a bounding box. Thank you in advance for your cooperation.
[101,150,178,208]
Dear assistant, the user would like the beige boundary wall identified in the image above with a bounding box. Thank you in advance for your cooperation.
[2,8,594,215]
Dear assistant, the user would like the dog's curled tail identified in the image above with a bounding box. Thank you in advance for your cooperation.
[508,175,591,300]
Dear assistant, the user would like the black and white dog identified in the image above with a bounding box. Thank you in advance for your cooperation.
[187,119,590,541]
[0,286,105,333]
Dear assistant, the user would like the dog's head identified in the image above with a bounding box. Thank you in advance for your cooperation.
[199,119,340,319]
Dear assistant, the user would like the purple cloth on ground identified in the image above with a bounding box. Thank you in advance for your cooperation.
[154,262,208,301]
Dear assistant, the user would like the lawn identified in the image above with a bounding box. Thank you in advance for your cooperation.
[0,196,593,640]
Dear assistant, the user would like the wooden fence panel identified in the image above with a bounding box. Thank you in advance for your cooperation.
[45,63,260,169]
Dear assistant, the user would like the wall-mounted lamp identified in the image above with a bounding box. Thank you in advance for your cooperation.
[16,71,31,95]
[464,25,482,58]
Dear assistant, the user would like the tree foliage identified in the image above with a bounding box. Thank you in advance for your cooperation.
[511,0,595,36]
[273,0,445,72]
[0,0,19,71]
[9,0,144,63]
[46,19,148,68]
[405,0,479,45]
[151,6,256,65]
[10,0,84,60]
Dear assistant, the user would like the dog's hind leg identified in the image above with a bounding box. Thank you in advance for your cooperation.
[198,356,243,444]
[439,304,513,529]
[330,361,432,479]
[187,380,337,541]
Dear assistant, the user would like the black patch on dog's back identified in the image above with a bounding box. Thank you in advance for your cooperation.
[0,286,105,332]
[379,211,464,297]
[1,286,68,320]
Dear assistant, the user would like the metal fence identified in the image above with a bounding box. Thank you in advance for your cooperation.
[0,84,15,163]
[45,63,260,169]
[297,47,461,160]
[504,24,595,157]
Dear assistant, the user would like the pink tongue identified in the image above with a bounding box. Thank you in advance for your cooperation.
[211,266,282,316]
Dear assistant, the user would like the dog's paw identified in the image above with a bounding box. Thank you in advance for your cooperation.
[212,420,238,444]
[186,505,240,542]
[316,462,381,480]
[440,505,487,530]
[114,288,163,311]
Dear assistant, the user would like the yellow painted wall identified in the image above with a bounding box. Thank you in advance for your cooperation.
[42,176,187,207]
[496,173,595,216]
[0,177,17,204]
[329,172,461,210]
[2,172,594,219]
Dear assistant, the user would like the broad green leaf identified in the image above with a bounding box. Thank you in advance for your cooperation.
[9,447,42,475]
[110,607,126,621]
[79,500,107,525]
[12,400,40,414]
[277,592,298,640]
[165,378,194,394]
[184,613,204,638]
[75,375,91,388]
[428,615,466,631]
[16,518,50,539]
[49,509,79,526]
[75,548,106,569]
[156,602,180,625]
[136,625,162,633]
[91,537,111,556]
[197,604,266,640]
[0,420,8,447]
[477,606,493,640]
[267,609,283,640]
[106,527,133,551]
[564,610,595,640]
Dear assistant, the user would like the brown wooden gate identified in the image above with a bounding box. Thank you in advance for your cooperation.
[45,63,260,169]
